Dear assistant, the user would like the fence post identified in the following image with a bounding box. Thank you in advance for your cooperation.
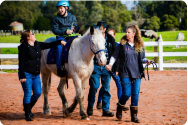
[158,35,163,71]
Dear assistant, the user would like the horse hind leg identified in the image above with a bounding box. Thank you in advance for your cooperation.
[41,69,52,115]
[57,78,69,116]
[64,96,79,116]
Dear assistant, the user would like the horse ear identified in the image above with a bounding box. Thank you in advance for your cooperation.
[90,26,94,35]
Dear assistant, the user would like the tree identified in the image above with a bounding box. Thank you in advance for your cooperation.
[69,1,88,30]
[85,1,103,28]
[102,5,119,32]
[140,1,187,30]
[0,1,42,30]
[39,1,57,21]
[118,10,132,32]
[34,17,51,31]
[162,14,179,30]
[142,16,160,30]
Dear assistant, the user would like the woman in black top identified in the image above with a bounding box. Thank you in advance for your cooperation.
[105,25,151,123]
[18,30,65,121]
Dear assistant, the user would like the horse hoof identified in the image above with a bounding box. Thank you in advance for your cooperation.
[63,108,71,117]
[82,117,90,120]
[81,115,90,120]
[43,112,51,115]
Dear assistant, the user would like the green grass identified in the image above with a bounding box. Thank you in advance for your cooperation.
[115,30,187,42]
[115,31,187,63]
[0,31,187,64]
[0,34,56,54]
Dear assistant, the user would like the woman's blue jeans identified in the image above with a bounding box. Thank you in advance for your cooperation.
[98,73,122,102]
[119,77,141,106]
[19,72,41,104]
[88,65,111,112]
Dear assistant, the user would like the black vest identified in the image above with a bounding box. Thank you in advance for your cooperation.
[118,43,145,79]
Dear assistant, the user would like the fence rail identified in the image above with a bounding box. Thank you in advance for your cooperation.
[0,35,187,70]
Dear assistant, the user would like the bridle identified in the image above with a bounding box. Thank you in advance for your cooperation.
[89,35,106,55]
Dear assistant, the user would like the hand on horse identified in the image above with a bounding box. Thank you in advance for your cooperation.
[66,29,73,35]
[105,65,112,71]
[61,40,66,46]
[20,78,26,83]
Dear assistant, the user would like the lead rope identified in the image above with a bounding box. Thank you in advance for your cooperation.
[107,61,158,85]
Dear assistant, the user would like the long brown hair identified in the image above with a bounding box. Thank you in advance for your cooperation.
[120,25,144,52]
[20,30,30,43]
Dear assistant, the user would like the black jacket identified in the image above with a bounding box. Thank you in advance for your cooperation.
[106,33,116,59]
[106,33,118,73]
[118,43,145,79]
[94,32,117,72]
[52,12,79,36]
[18,40,61,79]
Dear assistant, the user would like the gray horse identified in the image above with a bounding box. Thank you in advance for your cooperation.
[176,32,185,48]
[40,26,107,120]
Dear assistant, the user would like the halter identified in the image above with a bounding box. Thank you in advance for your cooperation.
[89,35,107,55]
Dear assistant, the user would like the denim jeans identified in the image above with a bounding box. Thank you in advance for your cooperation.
[98,73,122,103]
[19,72,41,104]
[56,36,69,68]
[88,65,111,112]
[119,77,141,106]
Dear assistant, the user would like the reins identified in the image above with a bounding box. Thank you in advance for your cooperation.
[107,61,158,85]
[145,61,158,80]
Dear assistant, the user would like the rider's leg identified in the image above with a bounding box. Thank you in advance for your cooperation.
[56,45,64,77]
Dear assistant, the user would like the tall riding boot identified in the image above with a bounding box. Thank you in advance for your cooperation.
[130,106,140,123]
[30,100,37,117]
[116,102,124,120]
[23,103,33,121]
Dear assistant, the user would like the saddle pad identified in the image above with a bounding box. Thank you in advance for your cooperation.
[47,36,78,64]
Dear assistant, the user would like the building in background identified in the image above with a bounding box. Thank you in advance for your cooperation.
[9,21,24,35]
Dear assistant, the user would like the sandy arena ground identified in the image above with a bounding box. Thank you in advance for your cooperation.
[0,70,187,125]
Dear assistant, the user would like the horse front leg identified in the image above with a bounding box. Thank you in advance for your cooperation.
[41,70,52,115]
[57,78,69,114]
[73,77,89,120]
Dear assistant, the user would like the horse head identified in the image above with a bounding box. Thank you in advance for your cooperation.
[89,26,107,66]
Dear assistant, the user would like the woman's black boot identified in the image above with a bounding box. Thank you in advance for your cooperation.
[30,100,37,117]
[23,103,33,121]
[130,106,140,123]
[116,102,124,120]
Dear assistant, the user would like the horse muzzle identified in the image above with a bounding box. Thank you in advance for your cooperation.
[97,58,107,66]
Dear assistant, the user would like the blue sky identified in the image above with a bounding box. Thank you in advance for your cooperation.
[120,0,138,10]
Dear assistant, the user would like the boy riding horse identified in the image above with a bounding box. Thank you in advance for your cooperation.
[52,1,80,77]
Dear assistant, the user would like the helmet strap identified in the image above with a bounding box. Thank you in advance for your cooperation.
[62,6,67,17]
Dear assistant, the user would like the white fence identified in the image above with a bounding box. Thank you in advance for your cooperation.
[0,35,187,71]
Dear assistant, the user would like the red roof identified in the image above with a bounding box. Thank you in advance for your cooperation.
[9,21,23,26]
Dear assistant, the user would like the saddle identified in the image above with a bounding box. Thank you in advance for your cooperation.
[47,35,78,64]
